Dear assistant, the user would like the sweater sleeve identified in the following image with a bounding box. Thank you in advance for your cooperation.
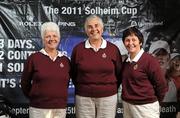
[147,56,168,103]
[114,47,122,87]
[21,55,34,98]
[70,46,78,86]
[65,56,71,88]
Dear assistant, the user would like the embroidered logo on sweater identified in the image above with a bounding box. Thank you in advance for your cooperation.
[60,63,64,68]
[102,53,107,58]
[133,64,138,70]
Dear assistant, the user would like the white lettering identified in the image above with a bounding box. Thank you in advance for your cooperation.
[161,105,177,113]
[19,21,42,26]
[8,39,34,49]
[117,107,123,114]
[121,6,137,16]
[58,22,76,27]
[0,39,4,48]
[85,7,119,15]
[66,106,75,114]
[44,6,59,14]
[0,78,16,88]
[8,51,35,60]
[7,63,24,72]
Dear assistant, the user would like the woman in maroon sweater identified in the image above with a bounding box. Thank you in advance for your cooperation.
[21,22,70,118]
[121,26,167,118]
[71,15,122,118]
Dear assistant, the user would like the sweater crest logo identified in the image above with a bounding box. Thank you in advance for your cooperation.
[60,63,64,68]
[133,64,138,70]
[102,53,107,58]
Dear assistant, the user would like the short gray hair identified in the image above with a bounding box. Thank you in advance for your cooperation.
[41,22,60,39]
[84,15,104,31]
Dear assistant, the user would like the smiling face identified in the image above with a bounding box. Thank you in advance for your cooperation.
[85,17,103,41]
[43,31,60,50]
[170,56,180,72]
[124,34,142,56]
[41,22,60,51]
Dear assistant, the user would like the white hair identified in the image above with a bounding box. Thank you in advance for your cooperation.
[84,15,104,31]
[41,22,60,39]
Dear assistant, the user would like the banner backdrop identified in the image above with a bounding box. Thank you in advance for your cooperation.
[0,0,180,118]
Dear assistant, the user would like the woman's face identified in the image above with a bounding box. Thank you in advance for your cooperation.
[124,34,142,55]
[43,31,60,50]
[155,54,169,71]
[170,56,180,72]
[85,17,103,41]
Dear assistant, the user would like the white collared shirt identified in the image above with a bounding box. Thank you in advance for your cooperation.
[85,38,107,52]
[40,49,63,61]
[126,48,144,63]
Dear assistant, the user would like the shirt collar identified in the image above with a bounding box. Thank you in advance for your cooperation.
[40,48,63,61]
[85,38,107,51]
[126,48,144,63]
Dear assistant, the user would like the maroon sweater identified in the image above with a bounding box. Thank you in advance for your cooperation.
[71,41,122,97]
[21,52,70,108]
[121,52,168,104]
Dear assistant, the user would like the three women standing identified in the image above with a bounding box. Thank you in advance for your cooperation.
[21,18,168,118]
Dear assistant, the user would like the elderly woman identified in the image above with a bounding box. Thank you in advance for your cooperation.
[21,22,70,118]
[71,15,122,118]
[121,26,167,118]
